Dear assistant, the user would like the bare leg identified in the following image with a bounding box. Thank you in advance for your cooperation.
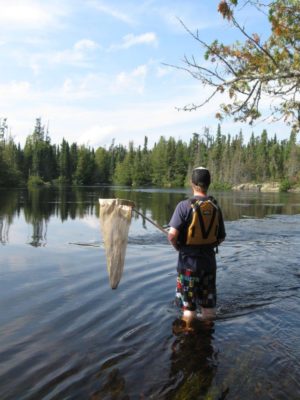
[182,310,196,330]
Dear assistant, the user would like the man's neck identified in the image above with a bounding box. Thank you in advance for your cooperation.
[193,190,207,197]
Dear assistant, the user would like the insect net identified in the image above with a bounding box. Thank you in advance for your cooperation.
[99,199,134,289]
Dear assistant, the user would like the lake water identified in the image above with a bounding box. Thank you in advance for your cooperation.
[0,186,300,400]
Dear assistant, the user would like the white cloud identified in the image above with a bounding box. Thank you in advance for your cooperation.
[47,39,100,66]
[163,13,221,33]
[115,65,148,94]
[66,73,107,98]
[50,49,86,66]
[5,91,290,151]
[60,67,148,99]
[122,32,158,48]
[88,0,135,25]
[0,65,149,109]
[74,39,100,52]
[156,66,170,78]
[1,71,290,150]
[0,0,68,30]
[109,32,158,51]
[52,64,148,100]
[14,39,101,73]
[1,76,227,149]
[77,125,117,147]
[0,80,31,99]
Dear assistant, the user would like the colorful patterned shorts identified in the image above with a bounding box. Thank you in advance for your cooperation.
[176,268,216,311]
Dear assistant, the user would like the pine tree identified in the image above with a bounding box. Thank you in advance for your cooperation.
[74,145,95,184]
[256,129,269,181]
[269,135,283,181]
[286,131,300,183]
[1,116,300,189]
[230,131,245,184]
[113,142,135,185]
[94,147,110,183]
[59,139,71,183]
[245,132,257,182]
[150,137,168,186]
[172,140,188,186]
[209,124,224,182]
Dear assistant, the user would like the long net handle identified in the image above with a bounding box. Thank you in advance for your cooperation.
[133,208,168,236]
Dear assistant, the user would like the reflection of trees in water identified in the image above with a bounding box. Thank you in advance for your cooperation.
[0,216,10,244]
[114,188,188,228]
[24,189,52,247]
[1,187,300,244]
[114,188,300,225]
[28,218,48,247]
[216,191,294,221]
[0,187,99,245]
[22,187,100,245]
[0,189,19,244]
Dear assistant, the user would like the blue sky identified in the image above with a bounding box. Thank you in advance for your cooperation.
[0,0,290,149]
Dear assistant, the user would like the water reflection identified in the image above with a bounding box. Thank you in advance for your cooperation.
[0,187,99,246]
[0,189,19,244]
[0,186,299,399]
[0,216,9,244]
[0,186,300,246]
[160,320,220,400]
[24,190,50,246]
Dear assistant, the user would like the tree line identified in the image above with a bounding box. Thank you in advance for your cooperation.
[0,118,299,190]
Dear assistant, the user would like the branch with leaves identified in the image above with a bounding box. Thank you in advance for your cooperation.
[173,0,300,131]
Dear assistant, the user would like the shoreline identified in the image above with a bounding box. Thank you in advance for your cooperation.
[232,182,300,193]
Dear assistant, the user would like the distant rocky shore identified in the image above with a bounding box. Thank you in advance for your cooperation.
[232,183,300,193]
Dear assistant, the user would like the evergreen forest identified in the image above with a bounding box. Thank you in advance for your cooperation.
[1,118,299,190]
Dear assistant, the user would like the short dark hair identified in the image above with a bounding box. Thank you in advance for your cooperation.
[191,167,211,189]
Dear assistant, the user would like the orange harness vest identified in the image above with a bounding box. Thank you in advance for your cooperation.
[185,199,219,246]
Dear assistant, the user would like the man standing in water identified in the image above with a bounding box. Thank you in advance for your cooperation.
[168,167,226,329]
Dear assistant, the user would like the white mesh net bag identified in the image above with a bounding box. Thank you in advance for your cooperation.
[99,198,135,289]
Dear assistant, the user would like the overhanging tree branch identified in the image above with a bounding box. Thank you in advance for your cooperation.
[171,0,300,131]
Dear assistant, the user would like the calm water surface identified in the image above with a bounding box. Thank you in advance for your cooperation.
[0,187,300,400]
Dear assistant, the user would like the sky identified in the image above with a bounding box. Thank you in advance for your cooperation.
[0,0,292,149]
